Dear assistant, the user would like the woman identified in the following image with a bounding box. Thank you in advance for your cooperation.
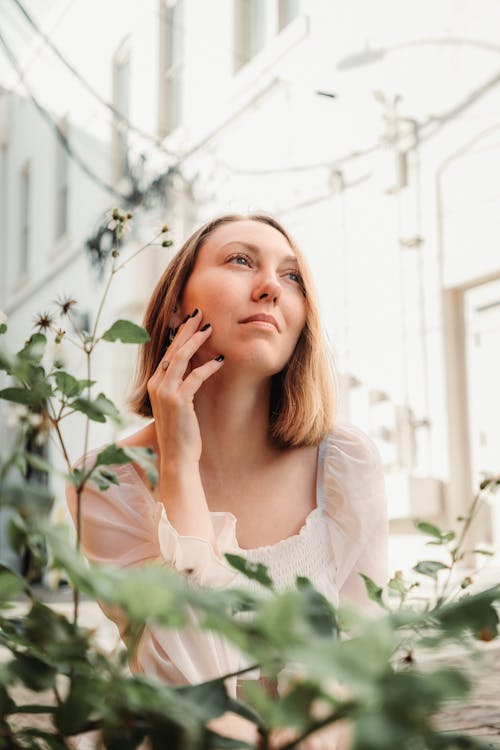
[67,213,388,748]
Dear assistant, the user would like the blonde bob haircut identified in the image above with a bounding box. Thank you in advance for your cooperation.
[129,213,338,447]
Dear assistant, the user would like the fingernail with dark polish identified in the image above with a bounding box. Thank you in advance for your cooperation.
[200,323,211,331]
[190,308,199,318]
[215,354,224,361]
[182,314,190,324]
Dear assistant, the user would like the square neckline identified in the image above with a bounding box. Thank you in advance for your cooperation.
[124,439,326,553]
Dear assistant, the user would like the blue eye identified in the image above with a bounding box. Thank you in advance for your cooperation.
[228,254,251,266]
[285,271,301,283]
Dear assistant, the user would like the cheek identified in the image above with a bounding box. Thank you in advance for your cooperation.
[288,297,307,334]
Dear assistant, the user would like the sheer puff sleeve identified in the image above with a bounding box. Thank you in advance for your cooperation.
[322,423,389,613]
[65,451,248,698]
[65,451,239,588]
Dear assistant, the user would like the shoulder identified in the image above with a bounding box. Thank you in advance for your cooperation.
[65,434,154,516]
[322,421,382,474]
[320,421,386,520]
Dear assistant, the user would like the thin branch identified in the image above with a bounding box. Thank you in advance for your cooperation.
[114,231,164,273]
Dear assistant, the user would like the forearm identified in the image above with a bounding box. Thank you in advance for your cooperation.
[160,462,217,551]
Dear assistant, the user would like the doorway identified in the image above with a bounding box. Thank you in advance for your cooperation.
[464,278,500,550]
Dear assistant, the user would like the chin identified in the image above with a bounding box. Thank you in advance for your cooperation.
[227,349,289,376]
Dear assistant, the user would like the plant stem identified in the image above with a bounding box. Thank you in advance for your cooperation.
[436,491,484,606]
[114,231,163,273]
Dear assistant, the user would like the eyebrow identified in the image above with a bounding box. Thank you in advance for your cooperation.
[219,241,299,266]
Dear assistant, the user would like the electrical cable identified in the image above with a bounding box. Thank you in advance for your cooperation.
[10,0,179,158]
[0,27,125,200]
[216,143,380,176]
[5,0,77,94]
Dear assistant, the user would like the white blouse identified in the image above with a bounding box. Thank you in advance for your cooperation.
[66,421,388,703]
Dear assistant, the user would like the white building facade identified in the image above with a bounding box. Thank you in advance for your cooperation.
[1,0,499,575]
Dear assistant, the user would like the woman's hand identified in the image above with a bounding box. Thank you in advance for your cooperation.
[147,308,223,467]
[146,308,224,544]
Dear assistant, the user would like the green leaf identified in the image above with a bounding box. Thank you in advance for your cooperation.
[0,323,6,335]
[205,733,254,749]
[415,521,442,538]
[441,530,456,543]
[7,515,28,554]
[121,446,158,487]
[225,554,274,589]
[93,468,120,491]
[0,564,26,605]
[94,443,158,487]
[360,573,386,608]
[70,392,122,425]
[0,684,16,718]
[94,443,131,467]
[23,601,90,667]
[1,481,54,517]
[0,387,40,406]
[176,678,232,720]
[54,675,102,734]
[25,452,53,474]
[76,378,96,394]
[8,651,56,691]
[388,576,406,595]
[296,577,339,637]
[102,319,150,344]
[413,560,449,579]
[0,347,14,374]
[67,467,85,487]
[54,371,79,397]
[473,548,494,556]
[18,333,46,362]
[434,585,500,640]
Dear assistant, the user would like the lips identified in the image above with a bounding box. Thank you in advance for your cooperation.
[239,314,279,331]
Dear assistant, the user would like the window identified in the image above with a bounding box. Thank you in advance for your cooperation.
[112,38,131,181]
[55,118,69,239]
[233,0,267,71]
[19,161,30,280]
[278,0,300,31]
[158,0,184,137]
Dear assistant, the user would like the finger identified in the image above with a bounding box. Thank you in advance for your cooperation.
[154,308,203,376]
[161,325,214,383]
[166,307,203,356]
[178,355,224,400]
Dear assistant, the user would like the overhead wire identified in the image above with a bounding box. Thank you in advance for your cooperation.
[7,0,364,181]
[0,27,125,200]
[10,0,179,158]
[5,0,77,94]
[2,1,392,206]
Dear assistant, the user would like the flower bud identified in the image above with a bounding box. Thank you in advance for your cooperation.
[161,224,169,233]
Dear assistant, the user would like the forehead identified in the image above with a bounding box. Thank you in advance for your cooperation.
[200,220,295,259]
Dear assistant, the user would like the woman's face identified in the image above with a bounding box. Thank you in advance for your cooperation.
[178,220,307,375]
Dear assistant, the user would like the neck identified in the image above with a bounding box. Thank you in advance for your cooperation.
[194,368,280,478]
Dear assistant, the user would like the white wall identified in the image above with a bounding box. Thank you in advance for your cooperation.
[1,0,500,574]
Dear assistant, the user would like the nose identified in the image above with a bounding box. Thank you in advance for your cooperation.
[251,270,281,304]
